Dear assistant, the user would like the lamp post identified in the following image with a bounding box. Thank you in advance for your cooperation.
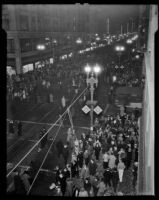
[115,45,125,65]
[126,39,133,60]
[84,64,101,133]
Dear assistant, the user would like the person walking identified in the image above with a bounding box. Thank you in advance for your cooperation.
[88,159,97,176]
[97,178,106,196]
[111,168,119,194]
[78,187,88,197]
[94,141,101,161]
[56,139,64,158]
[9,120,14,134]
[84,178,92,196]
[20,169,31,193]
[103,168,112,188]
[40,126,47,149]
[117,159,125,183]
[132,162,138,190]
[108,153,117,169]
[80,164,90,180]
[63,145,69,165]
[13,169,26,194]
[103,151,109,169]
[58,172,67,196]
[17,121,22,136]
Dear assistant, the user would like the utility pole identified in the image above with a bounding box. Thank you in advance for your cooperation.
[87,73,98,133]
[121,24,123,35]
[107,18,110,35]
[127,22,129,34]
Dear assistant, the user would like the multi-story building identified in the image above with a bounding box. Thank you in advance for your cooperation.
[2,4,92,75]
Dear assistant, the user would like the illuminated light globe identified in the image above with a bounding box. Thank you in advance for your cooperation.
[115,46,120,51]
[112,76,117,82]
[135,55,140,59]
[36,44,45,50]
[84,65,91,73]
[76,38,82,44]
[126,39,132,44]
[93,65,101,74]
[120,46,125,51]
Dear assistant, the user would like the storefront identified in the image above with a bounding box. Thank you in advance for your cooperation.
[7,66,16,76]
[22,63,34,73]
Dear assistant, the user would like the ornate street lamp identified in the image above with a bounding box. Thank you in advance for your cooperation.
[84,64,101,133]
[115,45,125,65]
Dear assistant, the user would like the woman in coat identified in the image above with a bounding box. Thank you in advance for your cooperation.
[117,159,125,182]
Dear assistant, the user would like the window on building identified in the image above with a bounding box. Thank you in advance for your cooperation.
[3,17,9,30]
[7,39,14,53]
[31,16,36,31]
[19,15,29,30]
[20,39,32,52]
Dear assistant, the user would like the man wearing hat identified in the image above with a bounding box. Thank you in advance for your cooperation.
[63,144,69,165]
[9,120,14,134]
[17,121,22,137]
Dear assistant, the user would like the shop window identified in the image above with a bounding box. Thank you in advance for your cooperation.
[3,17,9,30]
[23,64,33,73]
[20,39,32,52]
[7,66,16,76]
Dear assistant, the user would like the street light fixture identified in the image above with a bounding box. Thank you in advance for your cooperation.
[115,45,125,65]
[76,38,82,44]
[135,54,140,59]
[84,64,91,73]
[93,64,101,74]
[36,44,46,50]
[126,39,132,44]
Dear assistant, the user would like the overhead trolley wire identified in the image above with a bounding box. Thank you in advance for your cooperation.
[27,108,68,195]
[7,87,88,178]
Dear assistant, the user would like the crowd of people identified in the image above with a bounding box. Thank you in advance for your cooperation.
[49,105,139,196]
[7,41,143,196]
[7,58,88,104]
[8,104,139,196]
[7,105,139,196]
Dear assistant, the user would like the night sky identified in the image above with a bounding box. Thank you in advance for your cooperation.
[91,5,140,33]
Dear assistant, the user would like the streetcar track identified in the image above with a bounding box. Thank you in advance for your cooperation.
[7,106,59,152]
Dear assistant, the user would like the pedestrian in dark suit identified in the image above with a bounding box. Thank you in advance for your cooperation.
[132,162,138,190]
[9,120,14,134]
[17,121,22,136]
[103,168,112,188]
[126,145,132,169]
[134,144,138,162]
[63,145,69,165]
[56,139,64,158]
[13,170,26,194]
[111,168,119,193]
[88,159,97,176]
[84,178,92,197]
[94,142,101,161]
[77,151,84,169]
[59,173,67,196]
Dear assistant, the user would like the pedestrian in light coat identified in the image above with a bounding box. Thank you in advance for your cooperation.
[117,159,125,182]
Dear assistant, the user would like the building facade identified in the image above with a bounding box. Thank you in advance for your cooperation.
[2,4,92,74]
[137,4,157,195]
